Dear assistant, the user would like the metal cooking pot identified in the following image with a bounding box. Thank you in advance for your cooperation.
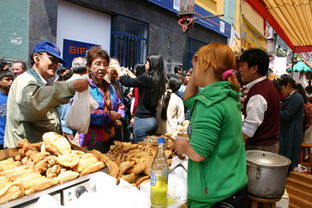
[246,150,291,199]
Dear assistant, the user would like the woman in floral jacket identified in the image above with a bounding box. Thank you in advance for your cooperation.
[79,46,124,153]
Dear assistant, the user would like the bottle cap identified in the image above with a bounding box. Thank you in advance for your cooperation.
[157,137,165,143]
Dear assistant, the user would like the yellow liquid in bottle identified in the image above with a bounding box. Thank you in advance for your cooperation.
[150,176,167,208]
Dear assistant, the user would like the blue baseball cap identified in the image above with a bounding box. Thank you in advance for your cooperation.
[32,40,65,64]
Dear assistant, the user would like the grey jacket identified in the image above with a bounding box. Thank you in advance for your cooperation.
[4,68,75,147]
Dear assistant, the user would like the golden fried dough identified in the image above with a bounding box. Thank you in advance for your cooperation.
[56,153,79,168]
[46,165,61,178]
[0,183,24,204]
[42,132,71,155]
[72,150,85,157]
[44,143,62,156]
[106,160,119,178]
[121,173,136,184]
[76,153,99,172]
[119,161,133,175]
[165,149,172,159]
[0,158,21,172]
[92,150,112,163]
[123,144,138,152]
[132,151,152,158]
[0,176,8,185]
[54,171,79,184]
[29,151,50,164]
[142,156,154,176]
[167,139,175,149]
[0,166,28,178]
[135,176,150,187]
[25,177,58,195]
[80,162,105,176]
[127,163,145,175]
[14,173,42,189]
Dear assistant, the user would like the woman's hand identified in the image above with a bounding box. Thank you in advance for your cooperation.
[183,76,198,101]
[72,79,89,92]
[110,63,123,78]
[174,138,189,154]
[115,119,122,126]
[130,117,134,126]
[110,110,121,121]
[174,138,206,162]
[121,67,136,78]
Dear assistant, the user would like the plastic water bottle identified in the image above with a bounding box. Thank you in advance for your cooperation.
[150,137,169,208]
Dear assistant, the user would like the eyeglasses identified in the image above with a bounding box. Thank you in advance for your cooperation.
[92,62,109,69]
[40,53,59,64]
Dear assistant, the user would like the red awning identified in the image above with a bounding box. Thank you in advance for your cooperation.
[246,0,312,53]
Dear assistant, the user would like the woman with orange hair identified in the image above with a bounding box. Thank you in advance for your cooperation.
[174,42,248,207]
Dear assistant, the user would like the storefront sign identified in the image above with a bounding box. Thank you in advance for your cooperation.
[147,0,231,37]
[63,39,97,68]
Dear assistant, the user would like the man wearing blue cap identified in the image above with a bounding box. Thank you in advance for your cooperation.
[4,40,89,147]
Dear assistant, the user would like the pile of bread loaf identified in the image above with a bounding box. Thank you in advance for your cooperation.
[0,132,105,204]
[0,132,181,204]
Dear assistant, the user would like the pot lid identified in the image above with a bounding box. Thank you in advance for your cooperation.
[246,150,291,167]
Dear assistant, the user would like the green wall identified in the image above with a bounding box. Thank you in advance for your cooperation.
[224,0,236,25]
[0,0,29,61]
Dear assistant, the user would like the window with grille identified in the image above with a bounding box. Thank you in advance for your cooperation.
[187,38,207,69]
[111,15,149,69]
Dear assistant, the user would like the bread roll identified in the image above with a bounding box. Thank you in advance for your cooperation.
[42,132,71,155]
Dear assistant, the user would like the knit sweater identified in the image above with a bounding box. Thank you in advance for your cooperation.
[243,79,280,146]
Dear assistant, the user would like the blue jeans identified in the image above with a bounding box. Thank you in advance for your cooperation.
[133,116,158,143]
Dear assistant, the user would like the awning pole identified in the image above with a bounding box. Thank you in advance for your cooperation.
[291,52,295,78]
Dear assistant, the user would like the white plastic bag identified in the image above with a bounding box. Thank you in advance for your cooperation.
[66,90,98,133]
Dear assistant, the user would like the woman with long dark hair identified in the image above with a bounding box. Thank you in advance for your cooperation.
[116,55,166,142]
[157,75,185,135]
[131,64,146,116]
[277,76,304,169]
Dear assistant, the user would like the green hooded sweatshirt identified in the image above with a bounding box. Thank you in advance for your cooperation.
[185,81,248,207]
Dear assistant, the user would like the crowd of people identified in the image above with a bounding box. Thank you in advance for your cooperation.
[0,39,311,207]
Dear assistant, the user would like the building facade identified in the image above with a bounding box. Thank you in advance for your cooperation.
[0,0,232,73]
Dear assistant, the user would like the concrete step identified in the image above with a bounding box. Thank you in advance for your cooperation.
[288,171,312,185]
[286,184,312,202]
[286,177,312,194]
[288,194,312,208]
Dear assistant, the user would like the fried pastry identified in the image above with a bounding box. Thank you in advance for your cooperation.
[92,150,112,163]
[29,151,50,164]
[25,177,58,195]
[46,165,61,178]
[56,153,79,168]
[0,183,24,204]
[118,161,133,175]
[126,162,145,175]
[72,150,85,157]
[80,162,105,176]
[53,171,79,184]
[123,143,138,152]
[121,173,136,184]
[106,160,119,178]
[0,166,29,178]
[43,143,62,156]
[135,175,150,187]
[0,158,21,172]
[76,153,99,172]
[42,132,71,155]
[14,173,42,190]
